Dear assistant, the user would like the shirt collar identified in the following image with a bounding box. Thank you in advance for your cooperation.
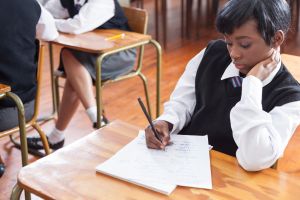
[221,60,282,87]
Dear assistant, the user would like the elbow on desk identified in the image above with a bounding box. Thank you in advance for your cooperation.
[38,32,59,42]
[236,149,277,172]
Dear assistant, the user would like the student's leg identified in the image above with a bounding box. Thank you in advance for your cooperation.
[55,80,80,131]
[61,49,96,109]
[26,81,78,150]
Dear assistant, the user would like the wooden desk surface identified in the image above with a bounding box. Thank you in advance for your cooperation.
[52,29,152,53]
[18,120,300,200]
[0,83,11,94]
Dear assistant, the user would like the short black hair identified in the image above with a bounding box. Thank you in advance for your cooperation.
[216,0,291,45]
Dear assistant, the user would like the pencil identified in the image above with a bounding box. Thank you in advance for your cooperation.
[105,33,125,41]
[137,97,163,143]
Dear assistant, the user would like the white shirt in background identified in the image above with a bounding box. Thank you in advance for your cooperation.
[44,0,115,34]
[36,0,59,41]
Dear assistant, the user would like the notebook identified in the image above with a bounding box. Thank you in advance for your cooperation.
[96,131,212,195]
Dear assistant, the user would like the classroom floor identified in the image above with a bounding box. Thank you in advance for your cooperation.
[1,0,300,199]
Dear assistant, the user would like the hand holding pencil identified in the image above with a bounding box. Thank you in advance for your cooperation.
[138,97,173,150]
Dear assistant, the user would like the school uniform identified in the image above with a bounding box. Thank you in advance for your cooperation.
[44,0,136,80]
[157,40,300,171]
[0,0,58,131]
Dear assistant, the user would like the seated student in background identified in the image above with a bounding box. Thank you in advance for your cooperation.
[145,0,300,171]
[27,0,136,151]
[0,0,58,176]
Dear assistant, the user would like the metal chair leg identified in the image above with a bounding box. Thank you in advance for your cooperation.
[149,39,162,118]
[10,184,23,200]
[32,123,51,155]
[96,55,104,129]
[6,92,31,200]
[138,73,152,118]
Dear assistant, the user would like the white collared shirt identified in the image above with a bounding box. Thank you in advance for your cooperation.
[36,0,59,41]
[43,0,115,34]
[158,48,300,171]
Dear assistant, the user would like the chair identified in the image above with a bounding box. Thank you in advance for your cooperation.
[131,0,144,8]
[3,41,51,157]
[0,84,30,199]
[289,0,299,31]
[1,41,51,199]
[54,6,156,126]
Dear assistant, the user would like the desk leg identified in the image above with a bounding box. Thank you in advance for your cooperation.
[149,40,162,118]
[10,184,23,200]
[37,43,57,122]
[162,0,167,48]
[49,43,59,115]
[96,55,104,129]
[155,0,159,42]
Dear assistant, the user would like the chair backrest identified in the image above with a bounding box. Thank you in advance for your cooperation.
[123,6,148,34]
[31,40,45,122]
[0,40,45,134]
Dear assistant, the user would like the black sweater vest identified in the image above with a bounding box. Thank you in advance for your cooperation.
[0,0,40,107]
[60,0,130,31]
[179,40,300,156]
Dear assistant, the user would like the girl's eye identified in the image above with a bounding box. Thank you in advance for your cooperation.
[240,43,251,49]
[226,42,233,46]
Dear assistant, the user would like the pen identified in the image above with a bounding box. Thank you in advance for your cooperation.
[137,97,163,143]
[105,33,125,41]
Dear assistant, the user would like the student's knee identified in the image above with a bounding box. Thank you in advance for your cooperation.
[61,49,73,59]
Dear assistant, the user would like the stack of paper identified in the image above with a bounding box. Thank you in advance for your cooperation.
[96,131,212,195]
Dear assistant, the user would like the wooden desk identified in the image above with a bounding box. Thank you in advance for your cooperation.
[15,120,300,200]
[49,29,162,128]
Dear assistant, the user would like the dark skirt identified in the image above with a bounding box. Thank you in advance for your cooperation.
[0,100,34,131]
[59,48,137,81]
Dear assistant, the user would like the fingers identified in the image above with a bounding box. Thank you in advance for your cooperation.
[145,120,171,150]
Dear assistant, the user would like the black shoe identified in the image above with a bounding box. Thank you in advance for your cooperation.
[93,115,109,129]
[27,136,65,150]
[0,163,5,178]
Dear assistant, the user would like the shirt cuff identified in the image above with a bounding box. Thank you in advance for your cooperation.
[156,114,179,134]
[241,75,263,108]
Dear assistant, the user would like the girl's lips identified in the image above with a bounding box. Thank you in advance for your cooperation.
[234,63,245,68]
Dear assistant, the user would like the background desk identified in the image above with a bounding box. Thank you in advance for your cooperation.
[16,121,300,200]
[49,29,162,128]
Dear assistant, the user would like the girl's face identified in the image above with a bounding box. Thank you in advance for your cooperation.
[224,19,274,75]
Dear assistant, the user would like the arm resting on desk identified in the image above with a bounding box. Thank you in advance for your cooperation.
[231,76,300,171]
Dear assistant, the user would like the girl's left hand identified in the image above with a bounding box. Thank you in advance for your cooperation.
[247,47,281,81]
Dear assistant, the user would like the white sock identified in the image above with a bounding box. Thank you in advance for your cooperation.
[86,106,97,123]
[47,128,65,144]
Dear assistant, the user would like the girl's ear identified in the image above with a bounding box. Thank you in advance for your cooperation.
[272,30,285,48]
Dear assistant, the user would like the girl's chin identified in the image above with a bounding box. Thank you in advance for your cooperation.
[235,65,250,74]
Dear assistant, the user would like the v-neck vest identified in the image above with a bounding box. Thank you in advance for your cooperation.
[179,40,300,156]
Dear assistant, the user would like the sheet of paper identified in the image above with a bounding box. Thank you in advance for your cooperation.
[96,131,212,194]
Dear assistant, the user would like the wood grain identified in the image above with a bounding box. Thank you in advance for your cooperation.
[53,29,151,53]
[1,0,300,199]
[17,120,300,200]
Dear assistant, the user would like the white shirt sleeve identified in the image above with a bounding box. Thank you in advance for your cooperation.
[54,0,115,34]
[157,49,206,134]
[36,1,59,41]
[231,75,300,171]
[44,0,69,19]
